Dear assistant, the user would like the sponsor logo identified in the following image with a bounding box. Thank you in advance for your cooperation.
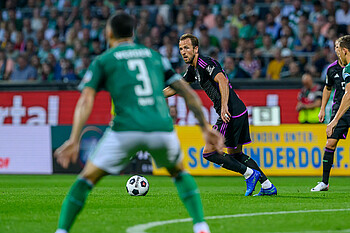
[206,65,215,76]
[0,157,10,169]
[0,95,59,125]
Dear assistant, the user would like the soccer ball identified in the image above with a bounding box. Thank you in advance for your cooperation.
[126,175,149,196]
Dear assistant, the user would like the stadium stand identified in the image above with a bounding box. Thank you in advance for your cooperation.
[0,0,347,83]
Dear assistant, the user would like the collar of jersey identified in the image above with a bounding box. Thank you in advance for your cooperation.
[116,42,135,47]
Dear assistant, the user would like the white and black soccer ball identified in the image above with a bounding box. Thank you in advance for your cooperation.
[126,175,149,196]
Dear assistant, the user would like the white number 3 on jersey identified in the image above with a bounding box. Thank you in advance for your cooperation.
[127,59,153,96]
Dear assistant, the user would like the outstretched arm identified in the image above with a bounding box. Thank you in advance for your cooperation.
[54,87,96,168]
[327,83,350,136]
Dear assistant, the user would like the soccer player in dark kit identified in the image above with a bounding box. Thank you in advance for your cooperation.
[164,34,277,196]
[312,37,350,191]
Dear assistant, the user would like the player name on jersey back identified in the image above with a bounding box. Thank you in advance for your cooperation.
[113,48,152,60]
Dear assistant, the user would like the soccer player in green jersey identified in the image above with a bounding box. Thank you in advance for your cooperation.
[327,35,350,138]
[54,12,224,233]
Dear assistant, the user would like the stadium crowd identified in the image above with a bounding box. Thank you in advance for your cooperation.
[0,0,349,82]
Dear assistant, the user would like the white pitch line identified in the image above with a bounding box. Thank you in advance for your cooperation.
[126,208,350,233]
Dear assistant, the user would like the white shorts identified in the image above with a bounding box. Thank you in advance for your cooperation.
[89,128,183,174]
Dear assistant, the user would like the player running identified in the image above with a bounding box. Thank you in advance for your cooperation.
[164,34,277,196]
[54,13,224,233]
[311,38,350,192]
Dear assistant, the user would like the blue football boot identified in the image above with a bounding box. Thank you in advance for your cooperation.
[245,170,261,196]
[253,184,277,196]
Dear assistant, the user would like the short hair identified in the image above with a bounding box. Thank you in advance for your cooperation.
[107,12,135,39]
[338,35,350,50]
[179,34,199,48]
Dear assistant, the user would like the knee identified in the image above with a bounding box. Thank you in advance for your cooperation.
[325,140,337,150]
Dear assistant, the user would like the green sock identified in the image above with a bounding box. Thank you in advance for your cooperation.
[173,172,205,224]
[57,178,93,231]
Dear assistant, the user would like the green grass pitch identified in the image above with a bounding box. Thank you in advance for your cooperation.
[1,175,350,233]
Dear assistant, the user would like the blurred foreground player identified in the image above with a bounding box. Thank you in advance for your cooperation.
[54,13,224,233]
[164,34,277,196]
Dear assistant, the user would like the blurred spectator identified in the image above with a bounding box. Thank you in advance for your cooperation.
[149,26,162,50]
[309,0,326,24]
[239,49,261,79]
[58,58,77,82]
[0,48,14,80]
[303,33,318,53]
[90,39,103,57]
[288,0,307,33]
[38,39,51,62]
[270,2,282,25]
[279,48,294,77]
[169,105,179,124]
[254,20,266,48]
[10,54,37,81]
[159,35,180,66]
[6,41,19,60]
[230,4,243,29]
[199,34,217,56]
[296,73,322,124]
[22,18,36,41]
[223,56,250,80]
[335,1,350,26]
[218,38,234,63]
[255,34,276,57]
[31,7,42,31]
[209,15,230,43]
[76,55,90,80]
[155,14,171,38]
[266,49,284,80]
[31,55,41,73]
[56,15,67,41]
[288,61,301,79]
[198,24,220,49]
[90,18,101,41]
[239,15,256,40]
[14,31,25,52]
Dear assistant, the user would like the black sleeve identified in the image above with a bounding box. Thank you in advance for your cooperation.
[205,59,224,80]
[183,66,196,83]
[325,68,334,87]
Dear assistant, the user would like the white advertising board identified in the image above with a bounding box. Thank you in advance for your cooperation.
[0,126,52,174]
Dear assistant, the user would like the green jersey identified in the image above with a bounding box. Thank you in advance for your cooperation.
[80,42,181,132]
[343,63,350,84]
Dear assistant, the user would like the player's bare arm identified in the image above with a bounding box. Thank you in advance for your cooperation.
[319,86,332,122]
[214,72,231,123]
[163,86,177,97]
[54,87,96,168]
[170,79,224,152]
[327,83,350,136]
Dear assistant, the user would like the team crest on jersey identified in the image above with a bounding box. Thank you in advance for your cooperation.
[206,65,215,76]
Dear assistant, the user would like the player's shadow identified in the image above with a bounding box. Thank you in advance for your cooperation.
[229,193,328,199]
[271,195,327,199]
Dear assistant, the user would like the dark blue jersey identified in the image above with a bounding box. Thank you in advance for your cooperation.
[325,60,350,117]
[183,54,246,117]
